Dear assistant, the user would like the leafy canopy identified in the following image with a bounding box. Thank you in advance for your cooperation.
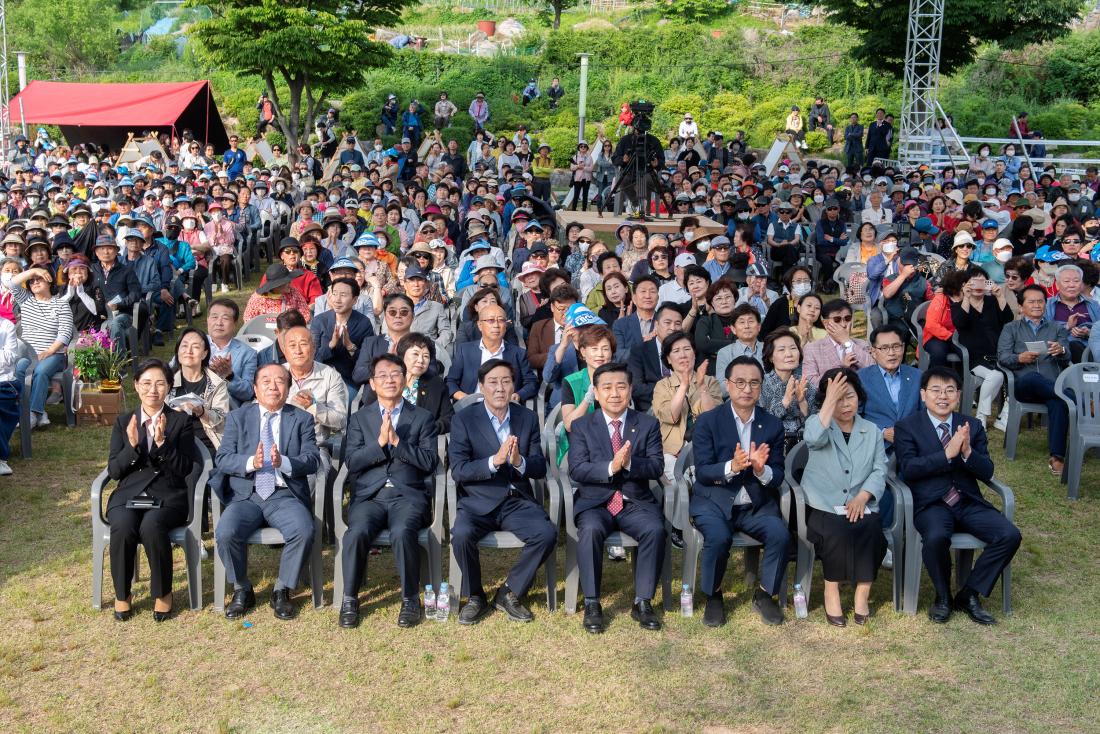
[818,0,1081,76]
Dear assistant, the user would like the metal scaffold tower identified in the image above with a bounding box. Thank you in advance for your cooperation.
[898,0,945,168]
[0,0,10,160]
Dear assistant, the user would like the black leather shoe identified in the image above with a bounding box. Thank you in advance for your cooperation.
[269,588,297,620]
[338,598,360,629]
[152,608,174,623]
[583,601,605,633]
[224,588,256,619]
[928,597,952,624]
[397,598,422,628]
[631,600,662,631]
[671,530,685,550]
[494,586,533,622]
[751,588,784,626]
[113,608,133,622]
[826,612,847,627]
[703,594,726,628]
[954,591,996,625]
[458,595,491,625]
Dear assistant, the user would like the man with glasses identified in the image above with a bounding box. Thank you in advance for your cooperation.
[446,303,537,402]
[803,299,874,383]
[703,235,735,283]
[690,356,789,627]
[351,294,417,386]
[894,367,1021,625]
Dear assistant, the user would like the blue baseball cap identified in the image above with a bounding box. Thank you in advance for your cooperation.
[330,257,359,271]
[354,232,380,249]
[914,217,939,235]
[981,218,1000,230]
[564,303,606,328]
[1035,245,1070,263]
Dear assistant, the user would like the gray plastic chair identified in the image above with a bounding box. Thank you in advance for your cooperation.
[1054,362,1100,500]
[911,300,963,374]
[239,334,274,353]
[950,332,980,418]
[212,455,328,612]
[240,315,280,338]
[330,459,446,606]
[891,472,1015,615]
[447,449,559,612]
[785,442,908,613]
[17,340,77,459]
[674,444,790,608]
[1001,367,1048,460]
[256,211,275,263]
[91,441,212,611]
[556,423,672,614]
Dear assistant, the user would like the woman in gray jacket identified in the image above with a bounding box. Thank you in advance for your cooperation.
[800,367,888,627]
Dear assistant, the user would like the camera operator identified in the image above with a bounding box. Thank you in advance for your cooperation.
[609,103,665,216]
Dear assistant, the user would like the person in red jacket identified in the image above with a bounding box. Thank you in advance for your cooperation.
[268,237,323,306]
[922,269,963,367]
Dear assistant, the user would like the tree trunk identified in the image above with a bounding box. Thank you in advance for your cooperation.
[553,2,562,30]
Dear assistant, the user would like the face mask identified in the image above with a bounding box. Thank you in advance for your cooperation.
[292,173,300,181]
[162,198,172,208]
[813,195,824,204]
[374,144,383,152]
[683,229,694,241]
[737,212,750,221]
[211,212,222,221]
[183,220,196,230]
[578,241,590,254]
[0,194,7,203]
[1069,193,1081,203]
[696,240,711,253]
[792,282,812,298]
[995,250,1012,263]
[882,242,898,254]
[27,197,40,206]
[153,187,163,197]
[694,205,707,214]
[328,194,340,203]
[790,174,802,184]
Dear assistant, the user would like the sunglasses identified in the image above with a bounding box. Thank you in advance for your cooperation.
[828,315,854,324]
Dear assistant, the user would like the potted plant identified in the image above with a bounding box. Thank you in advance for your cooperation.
[70,328,130,391]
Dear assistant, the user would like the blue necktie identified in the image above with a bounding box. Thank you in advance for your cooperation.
[256,412,276,500]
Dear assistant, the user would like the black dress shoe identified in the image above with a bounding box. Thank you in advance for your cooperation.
[269,588,297,620]
[928,597,952,624]
[825,612,847,627]
[458,595,491,625]
[671,529,685,550]
[494,586,533,622]
[224,588,256,619]
[631,600,662,631]
[583,601,606,633]
[339,598,360,629]
[703,594,726,628]
[397,598,422,628]
[113,608,133,622]
[954,591,996,625]
[751,588,784,626]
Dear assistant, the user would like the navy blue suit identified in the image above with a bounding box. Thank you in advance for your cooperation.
[612,312,644,361]
[213,403,320,591]
[311,309,375,387]
[340,400,438,599]
[350,335,397,387]
[447,402,556,599]
[626,339,664,412]
[858,362,921,526]
[445,341,538,402]
[893,411,1021,600]
[568,409,666,601]
[690,405,790,597]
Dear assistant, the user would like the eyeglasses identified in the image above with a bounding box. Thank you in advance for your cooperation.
[386,309,411,317]
[925,387,959,397]
[729,379,762,391]
[956,243,974,250]
[874,343,905,352]
[828,315,853,324]
[1063,238,1082,245]
[479,318,507,325]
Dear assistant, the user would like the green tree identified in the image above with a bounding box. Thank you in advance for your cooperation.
[662,0,731,24]
[818,0,1081,77]
[546,0,578,30]
[188,0,407,157]
[9,0,120,73]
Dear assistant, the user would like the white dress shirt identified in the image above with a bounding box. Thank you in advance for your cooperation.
[602,409,632,480]
[478,339,506,365]
[486,404,527,476]
[724,406,773,505]
[247,406,290,486]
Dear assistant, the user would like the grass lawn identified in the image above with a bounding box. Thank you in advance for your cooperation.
[1,273,1098,733]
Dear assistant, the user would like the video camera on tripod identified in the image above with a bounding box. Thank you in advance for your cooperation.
[601,100,665,218]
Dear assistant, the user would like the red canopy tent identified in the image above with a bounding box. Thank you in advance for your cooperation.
[10,80,230,153]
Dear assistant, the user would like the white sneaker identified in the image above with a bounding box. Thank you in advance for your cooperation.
[220,284,229,294]
[34,412,49,429]
[607,545,627,561]
[882,548,893,570]
[0,460,12,476]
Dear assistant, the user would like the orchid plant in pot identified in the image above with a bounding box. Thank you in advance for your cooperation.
[70,328,130,392]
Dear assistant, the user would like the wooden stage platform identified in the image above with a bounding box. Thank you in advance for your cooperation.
[554,210,726,241]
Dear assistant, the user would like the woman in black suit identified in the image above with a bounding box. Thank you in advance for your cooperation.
[107,358,195,622]
[397,333,454,434]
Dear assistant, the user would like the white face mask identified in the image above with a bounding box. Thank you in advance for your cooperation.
[162,198,172,208]
[27,196,40,206]
[791,281,812,298]
[375,144,383,152]
[995,250,1012,263]
[182,220,196,230]
[882,242,898,254]
[694,205,707,214]
[211,212,222,221]
[328,194,340,203]
[813,195,824,204]
[790,173,802,184]
[683,229,694,241]
[737,212,750,221]
[696,240,711,253]
[1069,193,1081,203]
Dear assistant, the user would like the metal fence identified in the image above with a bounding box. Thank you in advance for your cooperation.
[418,0,632,12]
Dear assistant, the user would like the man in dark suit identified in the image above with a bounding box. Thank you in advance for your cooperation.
[446,303,537,402]
[311,276,375,395]
[691,356,789,627]
[351,293,415,386]
[568,362,667,633]
[612,275,659,361]
[627,302,683,412]
[858,323,921,535]
[214,364,321,620]
[448,359,556,624]
[893,366,1021,625]
[338,354,438,629]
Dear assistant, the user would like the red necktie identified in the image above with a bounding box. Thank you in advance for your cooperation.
[607,419,624,516]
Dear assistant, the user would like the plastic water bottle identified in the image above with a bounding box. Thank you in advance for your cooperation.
[793,583,808,619]
[424,585,436,619]
[436,582,450,621]
[680,583,693,617]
